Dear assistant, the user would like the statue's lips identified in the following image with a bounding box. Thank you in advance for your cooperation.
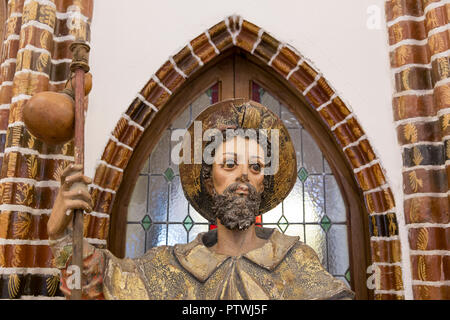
[234,185,249,196]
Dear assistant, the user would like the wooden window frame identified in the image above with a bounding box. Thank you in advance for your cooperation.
[108,48,372,299]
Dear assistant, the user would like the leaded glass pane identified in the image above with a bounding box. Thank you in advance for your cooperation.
[127,175,147,222]
[328,225,350,276]
[192,92,214,121]
[261,201,282,224]
[189,204,208,224]
[188,224,210,242]
[145,224,167,249]
[282,179,303,223]
[302,130,323,174]
[325,175,347,223]
[304,175,324,223]
[287,128,302,171]
[148,175,168,222]
[125,224,145,259]
[305,224,327,268]
[281,106,302,129]
[167,224,187,246]
[168,176,188,222]
[150,130,170,174]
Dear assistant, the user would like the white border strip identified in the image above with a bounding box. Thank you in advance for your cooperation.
[89,183,117,195]
[169,56,187,79]
[330,114,353,131]
[412,280,450,286]
[86,238,107,245]
[17,44,51,57]
[21,20,54,34]
[371,235,400,242]
[0,177,59,188]
[151,75,172,95]
[392,63,432,74]
[20,296,66,300]
[402,164,446,172]
[136,93,158,112]
[387,15,425,27]
[96,159,124,173]
[410,250,450,256]
[204,30,220,55]
[342,134,368,151]
[374,289,405,295]
[122,114,144,132]
[0,268,60,275]
[424,0,450,15]
[4,146,75,161]
[406,222,450,229]
[0,238,49,245]
[109,134,133,152]
[24,0,56,9]
[400,141,443,150]
[389,39,428,52]
[363,183,390,196]
[0,204,52,216]
[89,211,110,219]
[268,43,284,66]
[187,42,204,67]
[354,159,380,174]
[404,191,449,200]
[316,93,338,112]
[251,28,265,54]
[302,73,321,96]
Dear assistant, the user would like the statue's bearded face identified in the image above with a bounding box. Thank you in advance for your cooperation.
[210,136,266,230]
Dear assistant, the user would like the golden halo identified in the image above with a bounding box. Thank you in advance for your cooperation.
[179,98,297,222]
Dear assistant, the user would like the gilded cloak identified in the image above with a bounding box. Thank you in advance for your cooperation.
[99,228,354,300]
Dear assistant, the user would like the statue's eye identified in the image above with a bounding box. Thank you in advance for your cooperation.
[250,163,261,173]
[224,160,236,169]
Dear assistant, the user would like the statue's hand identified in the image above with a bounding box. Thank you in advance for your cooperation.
[47,164,93,240]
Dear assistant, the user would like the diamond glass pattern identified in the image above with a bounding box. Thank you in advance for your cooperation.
[320,215,331,233]
[141,215,152,231]
[345,269,351,284]
[298,167,309,183]
[164,167,175,182]
[183,215,194,232]
[277,216,289,233]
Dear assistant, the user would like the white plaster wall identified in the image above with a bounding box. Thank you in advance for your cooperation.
[86,0,411,297]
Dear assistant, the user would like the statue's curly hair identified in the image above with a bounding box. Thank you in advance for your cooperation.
[198,129,274,222]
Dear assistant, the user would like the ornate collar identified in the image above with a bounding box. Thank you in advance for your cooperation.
[173,228,299,282]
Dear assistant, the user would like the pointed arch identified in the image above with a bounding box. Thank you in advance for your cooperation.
[85,16,404,299]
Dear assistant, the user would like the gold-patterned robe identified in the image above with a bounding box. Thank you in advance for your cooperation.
[100,228,354,300]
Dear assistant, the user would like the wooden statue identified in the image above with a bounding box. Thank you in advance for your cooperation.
[42,98,354,300]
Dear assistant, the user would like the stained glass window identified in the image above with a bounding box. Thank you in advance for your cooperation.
[126,82,351,287]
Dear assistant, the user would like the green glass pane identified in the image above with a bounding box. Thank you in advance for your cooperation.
[298,167,309,183]
[277,216,289,233]
[320,215,331,233]
[183,215,194,232]
[345,269,351,284]
[164,167,175,182]
[141,215,152,231]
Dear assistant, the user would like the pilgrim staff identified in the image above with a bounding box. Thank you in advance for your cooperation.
[23,40,91,300]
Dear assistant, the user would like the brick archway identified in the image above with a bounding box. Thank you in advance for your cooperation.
[85,16,404,299]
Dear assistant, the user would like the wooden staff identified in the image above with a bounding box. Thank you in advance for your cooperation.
[69,40,90,300]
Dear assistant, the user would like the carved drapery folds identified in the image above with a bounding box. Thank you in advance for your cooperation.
[386,0,450,300]
[0,0,93,299]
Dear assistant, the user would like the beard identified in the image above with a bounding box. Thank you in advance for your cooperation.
[211,182,262,231]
